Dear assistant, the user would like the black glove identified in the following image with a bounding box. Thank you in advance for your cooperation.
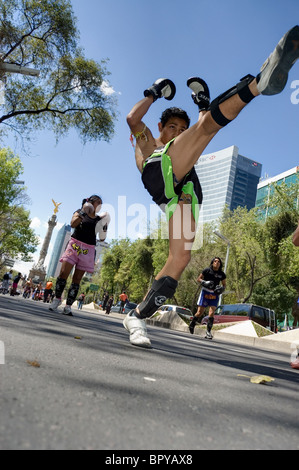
[187,77,210,111]
[201,280,214,289]
[144,78,176,102]
[214,285,225,295]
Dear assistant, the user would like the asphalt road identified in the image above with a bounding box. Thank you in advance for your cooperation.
[0,295,298,451]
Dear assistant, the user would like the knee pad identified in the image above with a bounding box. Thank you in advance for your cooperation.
[55,277,66,298]
[209,74,255,127]
[66,283,80,306]
[137,276,178,319]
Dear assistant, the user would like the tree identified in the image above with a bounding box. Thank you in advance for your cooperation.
[0,205,38,267]
[0,147,38,267]
[98,239,131,295]
[0,0,117,144]
[0,147,27,213]
[261,181,299,321]
[219,206,271,303]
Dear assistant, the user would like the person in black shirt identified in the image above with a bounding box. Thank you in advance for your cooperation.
[49,195,110,316]
[189,257,226,339]
[10,272,23,296]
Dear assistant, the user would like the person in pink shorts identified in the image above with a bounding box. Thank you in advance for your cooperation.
[49,194,110,316]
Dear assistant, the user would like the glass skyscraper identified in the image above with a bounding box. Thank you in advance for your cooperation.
[46,223,71,278]
[194,145,262,224]
[255,167,299,220]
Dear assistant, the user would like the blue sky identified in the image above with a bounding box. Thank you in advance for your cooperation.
[8,0,299,275]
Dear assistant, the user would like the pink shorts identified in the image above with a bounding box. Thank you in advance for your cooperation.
[60,237,96,273]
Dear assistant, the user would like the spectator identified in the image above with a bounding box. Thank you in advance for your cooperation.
[2,270,13,294]
[43,280,53,303]
[77,293,85,310]
[105,295,114,314]
[10,272,23,296]
[119,291,128,312]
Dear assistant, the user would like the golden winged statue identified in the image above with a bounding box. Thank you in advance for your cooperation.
[52,199,62,214]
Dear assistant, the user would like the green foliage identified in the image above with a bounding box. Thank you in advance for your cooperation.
[0,0,117,144]
[0,205,38,265]
[0,147,38,266]
[0,147,25,213]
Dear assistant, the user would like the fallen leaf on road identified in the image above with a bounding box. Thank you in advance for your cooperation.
[26,360,40,368]
[74,336,82,340]
[238,374,275,385]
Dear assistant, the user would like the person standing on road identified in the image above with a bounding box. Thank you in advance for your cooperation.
[43,280,53,303]
[23,278,33,298]
[189,257,226,339]
[77,293,85,310]
[119,291,128,313]
[123,26,299,348]
[102,291,109,311]
[10,272,23,296]
[49,195,110,317]
[1,270,12,294]
[105,295,114,314]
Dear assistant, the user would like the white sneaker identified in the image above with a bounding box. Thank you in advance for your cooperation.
[205,331,213,340]
[49,298,62,312]
[63,305,73,316]
[123,310,152,348]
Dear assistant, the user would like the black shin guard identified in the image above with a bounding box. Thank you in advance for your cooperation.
[137,276,178,319]
[207,316,214,333]
[209,74,255,127]
[55,277,66,298]
[66,283,80,306]
[190,315,200,328]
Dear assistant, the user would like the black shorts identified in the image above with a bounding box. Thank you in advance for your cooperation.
[141,139,203,222]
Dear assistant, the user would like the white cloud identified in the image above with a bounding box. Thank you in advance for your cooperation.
[100,80,120,96]
[30,217,41,229]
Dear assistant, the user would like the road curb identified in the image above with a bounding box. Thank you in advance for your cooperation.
[85,307,297,356]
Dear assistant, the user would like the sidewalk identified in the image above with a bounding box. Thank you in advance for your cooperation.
[79,302,299,356]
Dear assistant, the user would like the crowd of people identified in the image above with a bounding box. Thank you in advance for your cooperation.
[0,268,131,318]
[0,273,53,301]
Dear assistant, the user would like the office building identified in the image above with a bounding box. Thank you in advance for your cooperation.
[46,223,71,278]
[194,145,262,224]
[95,241,109,271]
[255,166,299,219]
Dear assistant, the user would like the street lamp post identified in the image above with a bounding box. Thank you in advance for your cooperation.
[0,63,40,77]
[213,230,230,305]
[0,61,40,105]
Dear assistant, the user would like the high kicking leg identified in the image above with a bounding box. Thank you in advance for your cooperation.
[169,25,299,181]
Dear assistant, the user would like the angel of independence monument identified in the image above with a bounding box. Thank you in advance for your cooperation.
[29,201,62,283]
